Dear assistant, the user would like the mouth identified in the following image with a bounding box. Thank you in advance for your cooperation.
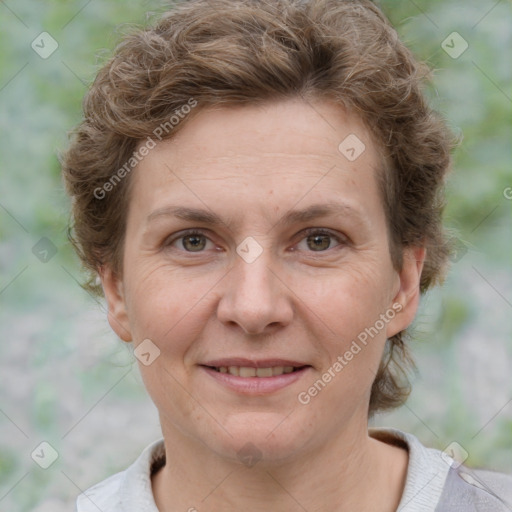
[199,359,312,394]
[204,365,307,377]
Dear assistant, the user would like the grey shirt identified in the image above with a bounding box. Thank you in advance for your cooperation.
[76,428,512,511]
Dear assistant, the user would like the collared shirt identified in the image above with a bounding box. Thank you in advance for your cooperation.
[76,428,512,511]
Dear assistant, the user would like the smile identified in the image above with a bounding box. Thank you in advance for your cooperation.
[208,365,305,377]
[200,363,312,394]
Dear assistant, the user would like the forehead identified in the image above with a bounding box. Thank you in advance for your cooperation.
[147,99,378,166]
[130,99,384,223]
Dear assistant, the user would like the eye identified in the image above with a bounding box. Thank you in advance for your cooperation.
[165,228,346,254]
[166,230,214,252]
[295,228,345,252]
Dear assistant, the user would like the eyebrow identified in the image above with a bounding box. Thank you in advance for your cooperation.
[146,201,365,230]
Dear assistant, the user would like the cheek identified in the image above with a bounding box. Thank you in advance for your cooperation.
[124,266,216,413]
[300,270,394,407]
[124,261,219,350]
[302,260,396,388]
[307,261,394,330]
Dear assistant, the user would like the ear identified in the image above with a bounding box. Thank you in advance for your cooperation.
[386,246,426,339]
[99,265,132,342]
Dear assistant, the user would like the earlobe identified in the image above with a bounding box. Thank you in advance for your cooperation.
[99,265,133,342]
[386,246,426,339]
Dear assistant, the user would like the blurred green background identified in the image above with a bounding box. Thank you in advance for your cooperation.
[0,0,511,510]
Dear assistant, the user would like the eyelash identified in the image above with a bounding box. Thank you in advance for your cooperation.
[165,228,347,253]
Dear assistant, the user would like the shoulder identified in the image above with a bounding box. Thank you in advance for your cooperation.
[75,439,165,512]
[76,471,124,511]
[436,465,512,511]
[369,428,512,512]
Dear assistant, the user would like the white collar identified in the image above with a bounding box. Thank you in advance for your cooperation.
[77,428,449,511]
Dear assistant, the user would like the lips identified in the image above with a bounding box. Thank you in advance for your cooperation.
[199,358,312,394]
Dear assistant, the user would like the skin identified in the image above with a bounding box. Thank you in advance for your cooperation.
[101,98,425,511]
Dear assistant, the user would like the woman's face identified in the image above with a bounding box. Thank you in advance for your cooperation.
[102,99,423,463]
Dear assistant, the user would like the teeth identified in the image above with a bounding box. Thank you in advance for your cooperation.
[239,367,256,377]
[256,367,273,377]
[214,366,303,377]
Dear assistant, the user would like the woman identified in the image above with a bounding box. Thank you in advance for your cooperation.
[62,0,512,510]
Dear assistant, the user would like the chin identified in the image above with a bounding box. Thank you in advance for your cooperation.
[202,412,313,466]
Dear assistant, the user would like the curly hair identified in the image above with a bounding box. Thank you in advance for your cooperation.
[61,0,455,415]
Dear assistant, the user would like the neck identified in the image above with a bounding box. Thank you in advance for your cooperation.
[152,421,408,512]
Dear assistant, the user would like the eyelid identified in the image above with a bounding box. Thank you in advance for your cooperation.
[298,227,347,242]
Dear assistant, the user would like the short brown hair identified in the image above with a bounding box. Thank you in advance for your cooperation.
[61,0,455,415]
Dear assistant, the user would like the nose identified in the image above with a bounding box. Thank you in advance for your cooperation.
[216,248,294,336]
